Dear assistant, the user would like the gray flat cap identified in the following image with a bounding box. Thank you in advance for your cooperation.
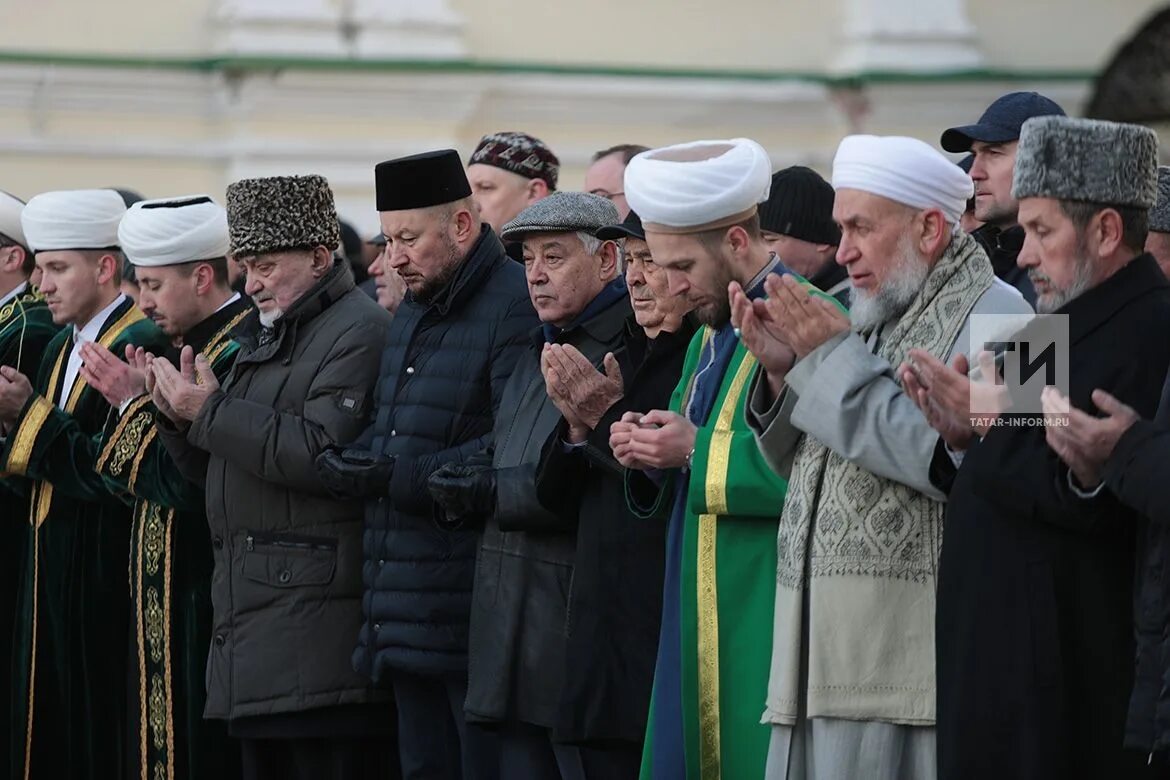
[500,191,619,241]
[1152,167,1170,234]
[1013,116,1159,209]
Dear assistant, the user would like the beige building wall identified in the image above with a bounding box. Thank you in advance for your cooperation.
[0,0,1165,237]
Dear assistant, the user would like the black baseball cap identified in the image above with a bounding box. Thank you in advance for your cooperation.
[595,210,645,241]
[941,92,1066,153]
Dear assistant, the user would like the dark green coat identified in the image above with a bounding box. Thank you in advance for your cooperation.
[0,285,60,775]
[1,295,167,780]
[96,295,251,780]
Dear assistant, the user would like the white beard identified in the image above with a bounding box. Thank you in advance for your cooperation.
[258,307,284,328]
[849,235,930,331]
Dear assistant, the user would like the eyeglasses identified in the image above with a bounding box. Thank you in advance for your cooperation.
[589,189,624,201]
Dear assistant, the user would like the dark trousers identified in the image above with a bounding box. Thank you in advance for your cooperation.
[392,671,499,780]
[240,736,390,780]
[498,721,642,780]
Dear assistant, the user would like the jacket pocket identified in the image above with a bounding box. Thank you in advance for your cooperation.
[242,531,338,588]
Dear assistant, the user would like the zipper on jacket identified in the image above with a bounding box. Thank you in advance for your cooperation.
[244,531,337,552]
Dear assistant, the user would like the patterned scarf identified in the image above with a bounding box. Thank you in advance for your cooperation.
[767,229,993,723]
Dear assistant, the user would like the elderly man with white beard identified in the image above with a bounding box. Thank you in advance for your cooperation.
[735,134,1032,780]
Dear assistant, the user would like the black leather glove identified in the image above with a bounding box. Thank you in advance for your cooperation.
[315,448,395,499]
[427,462,496,522]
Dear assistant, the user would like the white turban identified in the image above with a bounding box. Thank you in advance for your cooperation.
[21,189,126,252]
[0,190,26,249]
[831,135,974,224]
[624,138,772,234]
[119,195,230,267]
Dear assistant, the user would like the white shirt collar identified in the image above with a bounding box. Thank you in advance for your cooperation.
[214,291,242,314]
[0,281,28,308]
[73,294,127,346]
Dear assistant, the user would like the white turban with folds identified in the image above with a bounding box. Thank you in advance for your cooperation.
[624,138,773,234]
[21,189,127,252]
[119,195,230,267]
[831,135,974,224]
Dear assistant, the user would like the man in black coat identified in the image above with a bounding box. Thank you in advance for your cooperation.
[428,191,631,779]
[941,91,1067,306]
[316,151,538,780]
[906,116,1170,779]
[532,210,695,778]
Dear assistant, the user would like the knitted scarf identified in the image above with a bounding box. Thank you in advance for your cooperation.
[765,229,994,725]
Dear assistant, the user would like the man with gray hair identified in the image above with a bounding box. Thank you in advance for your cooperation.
[1147,166,1170,278]
[738,135,1031,779]
[428,191,630,778]
[911,116,1170,778]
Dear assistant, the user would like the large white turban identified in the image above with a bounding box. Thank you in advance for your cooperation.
[831,135,974,224]
[21,189,127,252]
[624,138,772,234]
[0,191,27,249]
[119,195,230,267]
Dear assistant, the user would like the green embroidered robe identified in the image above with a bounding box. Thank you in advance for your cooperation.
[629,328,788,780]
[0,285,60,775]
[0,297,167,780]
[95,298,251,780]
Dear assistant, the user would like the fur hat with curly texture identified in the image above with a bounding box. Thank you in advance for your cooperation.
[1013,116,1159,209]
[226,174,340,256]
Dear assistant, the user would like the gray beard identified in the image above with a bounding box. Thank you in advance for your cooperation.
[849,237,930,331]
[1031,252,1095,314]
[258,307,284,328]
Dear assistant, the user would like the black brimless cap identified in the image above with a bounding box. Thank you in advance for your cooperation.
[595,210,645,241]
[375,149,473,211]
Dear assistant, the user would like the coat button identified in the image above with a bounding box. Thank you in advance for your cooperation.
[373,623,382,632]
[390,430,397,437]
[212,536,224,550]
[405,366,415,375]
[214,634,226,647]
[278,570,292,584]
[378,559,386,566]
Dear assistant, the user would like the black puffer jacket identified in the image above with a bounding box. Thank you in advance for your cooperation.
[353,226,538,682]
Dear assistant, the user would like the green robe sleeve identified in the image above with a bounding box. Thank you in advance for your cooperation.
[0,393,130,507]
[95,395,204,510]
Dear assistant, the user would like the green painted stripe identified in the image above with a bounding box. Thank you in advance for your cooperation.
[0,49,1095,84]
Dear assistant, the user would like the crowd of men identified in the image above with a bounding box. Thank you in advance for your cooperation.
[1,91,1170,780]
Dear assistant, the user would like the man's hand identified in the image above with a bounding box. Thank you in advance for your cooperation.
[142,352,181,425]
[0,366,33,426]
[79,341,145,409]
[610,411,651,470]
[315,447,395,499]
[763,274,850,360]
[427,462,497,521]
[1041,386,1140,491]
[729,280,795,401]
[622,409,698,470]
[151,346,219,422]
[542,344,624,442]
[901,349,1008,451]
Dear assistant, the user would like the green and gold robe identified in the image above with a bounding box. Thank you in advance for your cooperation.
[0,285,60,776]
[0,296,167,780]
[95,297,250,780]
[630,271,841,780]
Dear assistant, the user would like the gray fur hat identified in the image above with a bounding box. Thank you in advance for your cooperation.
[1013,116,1159,209]
[1152,167,1170,234]
[500,191,619,241]
[226,174,340,256]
